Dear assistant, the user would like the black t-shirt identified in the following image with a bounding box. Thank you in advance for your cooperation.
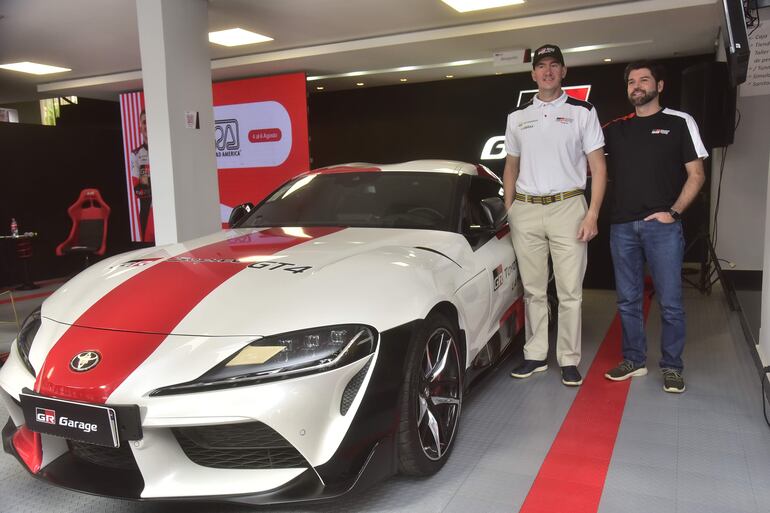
[604,108,707,224]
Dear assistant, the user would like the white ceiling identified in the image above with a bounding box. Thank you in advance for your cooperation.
[0,0,722,103]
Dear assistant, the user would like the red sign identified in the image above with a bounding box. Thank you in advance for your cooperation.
[248,128,282,143]
[119,73,310,240]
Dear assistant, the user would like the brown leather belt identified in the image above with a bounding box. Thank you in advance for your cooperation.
[514,189,583,205]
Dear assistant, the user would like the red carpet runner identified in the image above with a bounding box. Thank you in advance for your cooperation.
[519,290,653,513]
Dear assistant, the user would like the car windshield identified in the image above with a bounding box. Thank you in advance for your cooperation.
[239,171,459,230]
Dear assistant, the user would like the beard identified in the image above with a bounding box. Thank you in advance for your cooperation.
[628,88,658,106]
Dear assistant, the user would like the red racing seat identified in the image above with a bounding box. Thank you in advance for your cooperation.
[56,188,111,265]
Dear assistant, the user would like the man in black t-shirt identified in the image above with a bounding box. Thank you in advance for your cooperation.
[603,61,707,393]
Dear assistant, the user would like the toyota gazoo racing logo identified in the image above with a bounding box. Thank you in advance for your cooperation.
[493,262,517,291]
[35,407,98,433]
[35,407,56,425]
[70,351,101,372]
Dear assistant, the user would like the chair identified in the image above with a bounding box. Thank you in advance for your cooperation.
[56,188,111,266]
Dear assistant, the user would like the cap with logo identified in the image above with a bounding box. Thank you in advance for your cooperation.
[532,44,565,68]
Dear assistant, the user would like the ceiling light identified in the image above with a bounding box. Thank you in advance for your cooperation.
[316,86,325,90]
[604,58,612,62]
[208,28,273,47]
[400,78,408,82]
[563,40,653,54]
[445,75,454,78]
[306,57,492,82]
[356,82,365,86]
[0,62,71,75]
[441,0,525,13]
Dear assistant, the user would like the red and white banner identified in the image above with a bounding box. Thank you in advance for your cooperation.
[119,73,309,242]
[119,93,146,242]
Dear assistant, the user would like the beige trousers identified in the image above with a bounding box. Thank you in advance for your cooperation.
[508,195,587,366]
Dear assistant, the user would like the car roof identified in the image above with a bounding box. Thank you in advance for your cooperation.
[309,159,499,180]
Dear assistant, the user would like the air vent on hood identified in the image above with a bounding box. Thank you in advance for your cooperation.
[413,246,462,267]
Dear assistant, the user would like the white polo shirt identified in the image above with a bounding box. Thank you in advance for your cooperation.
[504,91,604,196]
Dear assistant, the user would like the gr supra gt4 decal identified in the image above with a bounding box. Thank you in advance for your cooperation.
[1,160,524,504]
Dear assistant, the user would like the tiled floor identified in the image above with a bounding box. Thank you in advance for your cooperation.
[1,286,768,513]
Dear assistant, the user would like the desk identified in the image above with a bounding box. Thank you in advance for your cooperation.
[0,233,39,290]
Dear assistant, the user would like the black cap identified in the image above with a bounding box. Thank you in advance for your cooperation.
[532,44,564,68]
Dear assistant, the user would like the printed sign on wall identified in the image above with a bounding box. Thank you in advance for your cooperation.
[214,101,293,168]
[741,21,770,97]
[119,93,149,242]
[119,73,310,242]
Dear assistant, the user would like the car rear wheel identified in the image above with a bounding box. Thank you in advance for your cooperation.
[397,312,463,476]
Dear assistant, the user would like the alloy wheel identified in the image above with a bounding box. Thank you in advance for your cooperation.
[416,327,462,461]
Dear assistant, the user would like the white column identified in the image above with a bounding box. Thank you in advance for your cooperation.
[135,0,220,245]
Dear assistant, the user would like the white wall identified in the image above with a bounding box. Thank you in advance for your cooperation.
[711,13,770,365]
[711,94,770,270]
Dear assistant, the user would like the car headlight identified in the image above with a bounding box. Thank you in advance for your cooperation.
[151,324,377,396]
[16,307,41,375]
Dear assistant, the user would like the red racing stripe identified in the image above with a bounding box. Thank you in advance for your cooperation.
[519,289,653,513]
[34,227,343,404]
[500,297,524,334]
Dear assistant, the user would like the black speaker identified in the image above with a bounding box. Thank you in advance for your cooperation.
[680,61,737,149]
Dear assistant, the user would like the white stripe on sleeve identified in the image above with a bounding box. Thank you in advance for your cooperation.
[663,108,709,159]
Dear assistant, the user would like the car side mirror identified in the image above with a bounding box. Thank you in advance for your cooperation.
[228,202,255,228]
[480,197,507,231]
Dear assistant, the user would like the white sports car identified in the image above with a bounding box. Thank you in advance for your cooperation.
[1,160,523,504]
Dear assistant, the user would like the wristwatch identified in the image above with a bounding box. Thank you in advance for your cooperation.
[668,208,681,220]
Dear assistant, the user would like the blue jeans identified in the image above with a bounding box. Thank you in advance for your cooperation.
[610,220,685,371]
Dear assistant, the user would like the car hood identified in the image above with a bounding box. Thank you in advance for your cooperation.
[41,227,477,336]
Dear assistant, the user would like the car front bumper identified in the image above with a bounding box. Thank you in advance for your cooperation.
[0,321,419,504]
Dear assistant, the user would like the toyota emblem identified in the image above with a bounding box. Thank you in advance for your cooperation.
[70,351,101,372]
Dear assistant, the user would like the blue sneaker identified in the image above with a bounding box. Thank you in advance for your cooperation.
[510,359,547,378]
[561,366,583,386]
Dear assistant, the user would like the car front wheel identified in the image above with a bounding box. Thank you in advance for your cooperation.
[397,312,463,476]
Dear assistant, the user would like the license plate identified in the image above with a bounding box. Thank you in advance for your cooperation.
[20,393,120,448]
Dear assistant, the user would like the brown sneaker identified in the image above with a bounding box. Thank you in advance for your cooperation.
[605,360,648,381]
[662,368,685,393]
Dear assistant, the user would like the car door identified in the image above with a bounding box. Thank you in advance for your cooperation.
[460,176,519,359]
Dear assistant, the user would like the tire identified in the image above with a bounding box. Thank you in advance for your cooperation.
[397,312,463,476]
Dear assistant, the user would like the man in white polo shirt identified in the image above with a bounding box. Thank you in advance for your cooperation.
[503,44,607,386]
